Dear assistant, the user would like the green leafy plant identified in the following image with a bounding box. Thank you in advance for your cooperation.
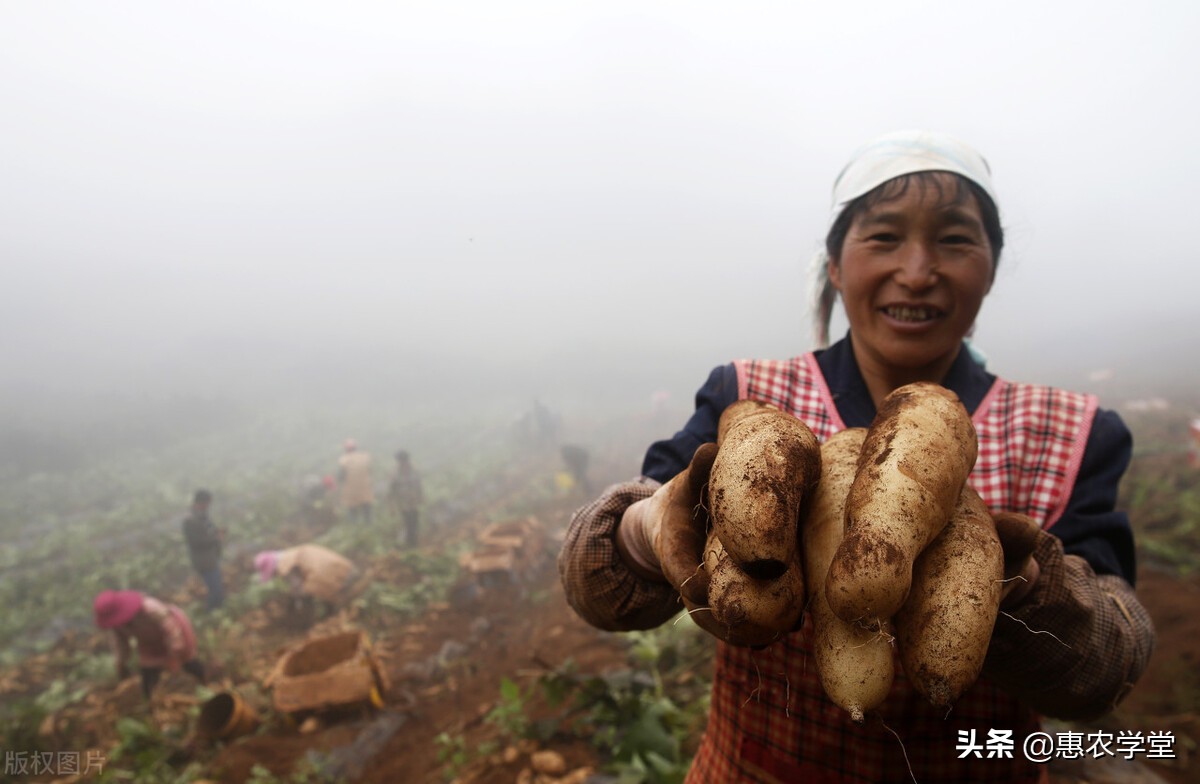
[34,678,89,714]
[524,620,714,784]
[486,676,532,741]
[0,697,48,757]
[435,732,470,780]
[97,716,179,782]
[245,761,329,784]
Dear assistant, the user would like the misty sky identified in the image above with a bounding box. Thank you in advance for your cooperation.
[3,1,1198,418]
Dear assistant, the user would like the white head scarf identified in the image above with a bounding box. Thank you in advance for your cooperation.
[811,130,1000,345]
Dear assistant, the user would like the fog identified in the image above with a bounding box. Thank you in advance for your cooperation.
[3,1,1199,470]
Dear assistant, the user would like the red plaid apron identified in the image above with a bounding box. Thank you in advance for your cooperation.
[686,354,1096,783]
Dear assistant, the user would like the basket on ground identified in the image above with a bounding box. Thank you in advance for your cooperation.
[268,630,389,715]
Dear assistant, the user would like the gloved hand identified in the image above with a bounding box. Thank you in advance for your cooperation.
[661,442,795,647]
[615,443,718,606]
[653,443,720,606]
[992,511,1043,608]
[617,442,804,647]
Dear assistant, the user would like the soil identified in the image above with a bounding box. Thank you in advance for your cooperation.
[6,446,1200,784]
[1092,567,1200,784]
[205,491,633,784]
[1038,565,1200,784]
[177,525,1200,784]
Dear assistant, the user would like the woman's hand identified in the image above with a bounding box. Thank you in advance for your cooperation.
[993,512,1042,608]
[615,444,717,603]
[616,444,782,646]
[651,443,718,604]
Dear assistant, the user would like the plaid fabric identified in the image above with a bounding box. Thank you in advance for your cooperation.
[557,478,681,631]
[982,544,1156,721]
[733,356,844,441]
[971,380,1098,529]
[687,356,1098,783]
[692,619,1045,784]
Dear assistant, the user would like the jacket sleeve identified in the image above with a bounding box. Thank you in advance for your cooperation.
[983,409,1155,720]
[983,537,1155,720]
[559,365,737,630]
[1050,409,1138,583]
[558,478,682,631]
[641,364,737,484]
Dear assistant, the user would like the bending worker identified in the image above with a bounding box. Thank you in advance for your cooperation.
[254,544,361,617]
[93,590,206,699]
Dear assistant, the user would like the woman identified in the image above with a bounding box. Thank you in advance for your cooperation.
[557,131,1155,783]
[254,544,361,622]
[388,450,424,548]
[338,438,375,524]
[93,590,206,699]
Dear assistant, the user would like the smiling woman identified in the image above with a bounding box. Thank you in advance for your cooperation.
[825,170,998,405]
[559,130,1157,783]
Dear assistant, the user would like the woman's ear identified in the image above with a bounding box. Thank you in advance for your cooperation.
[827,257,842,292]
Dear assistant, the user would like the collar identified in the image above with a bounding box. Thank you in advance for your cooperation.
[813,333,995,428]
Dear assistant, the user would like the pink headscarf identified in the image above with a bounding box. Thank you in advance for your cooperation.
[254,550,280,582]
[93,590,144,629]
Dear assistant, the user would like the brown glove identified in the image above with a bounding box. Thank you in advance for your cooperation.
[616,443,796,647]
[650,443,766,644]
[653,443,718,606]
[614,443,717,606]
[992,511,1043,608]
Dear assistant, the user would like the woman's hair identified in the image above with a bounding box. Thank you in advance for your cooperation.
[813,171,1004,346]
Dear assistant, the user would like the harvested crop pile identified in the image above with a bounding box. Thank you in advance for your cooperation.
[688,383,1005,716]
[813,383,1002,714]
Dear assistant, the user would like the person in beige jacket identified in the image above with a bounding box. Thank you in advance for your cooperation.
[255,544,361,622]
[338,438,374,523]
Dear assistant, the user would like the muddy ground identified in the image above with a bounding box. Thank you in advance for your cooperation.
[208,497,633,783]
[179,552,1200,784]
[5,452,1198,783]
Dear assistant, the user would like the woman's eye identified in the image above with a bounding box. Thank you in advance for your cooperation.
[941,234,974,245]
[868,233,899,243]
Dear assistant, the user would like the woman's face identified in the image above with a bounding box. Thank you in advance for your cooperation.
[829,173,995,379]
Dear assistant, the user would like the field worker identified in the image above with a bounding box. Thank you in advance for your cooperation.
[181,488,224,611]
[255,544,361,618]
[338,438,374,523]
[93,590,206,699]
[558,131,1156,783]
[388,450,424,547]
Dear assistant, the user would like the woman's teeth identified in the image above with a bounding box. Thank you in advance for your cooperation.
[884,306,939,322]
